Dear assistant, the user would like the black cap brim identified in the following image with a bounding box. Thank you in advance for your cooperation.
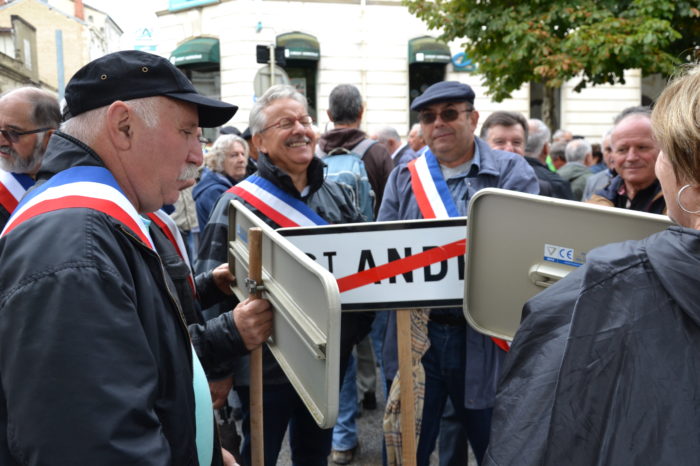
[165,92,238,128]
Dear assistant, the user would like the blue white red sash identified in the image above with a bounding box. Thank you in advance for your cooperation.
[229,175,329,228]
[407,150,460,219]
[408,151,510,351]
[147,209,197,296]
[1,166,154,250]
[0,169,34,215]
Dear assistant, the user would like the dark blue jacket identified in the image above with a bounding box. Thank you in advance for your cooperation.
[193,167,234,228]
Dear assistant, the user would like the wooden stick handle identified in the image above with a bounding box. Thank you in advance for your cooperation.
[248,228,264,466]
[397,310,417,466]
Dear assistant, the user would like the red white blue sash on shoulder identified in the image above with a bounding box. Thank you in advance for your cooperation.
[229,175,329,228]
[0,169,34,215]
[147,209,196,296]
[408,151,510,351]
[1,166,154,250]
[407,150,460,219]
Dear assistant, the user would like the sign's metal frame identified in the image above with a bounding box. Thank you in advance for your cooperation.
[464,188,673,341]
[228,200,341,428]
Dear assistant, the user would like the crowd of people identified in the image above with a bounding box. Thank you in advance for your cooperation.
[0,47,698,466]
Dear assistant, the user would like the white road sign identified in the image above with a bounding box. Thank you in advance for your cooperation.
[279,218,468,311]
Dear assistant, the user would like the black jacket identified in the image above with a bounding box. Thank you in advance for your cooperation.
[524,156,574,200]
[589,175,666,214]
[486,226,700,465]
[196,153,373,385]
[149,220,248,382]
[0,132,200,465]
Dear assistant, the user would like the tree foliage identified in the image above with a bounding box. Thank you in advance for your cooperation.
[404,0,700,102]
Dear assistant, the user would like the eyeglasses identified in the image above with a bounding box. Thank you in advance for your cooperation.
[261,115,313,133]
[417,109,471,125]
[0,127,52,143]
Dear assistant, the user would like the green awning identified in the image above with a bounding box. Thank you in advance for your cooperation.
[277,32,320,61]
[170,37,220,68]
[408,36,451,64]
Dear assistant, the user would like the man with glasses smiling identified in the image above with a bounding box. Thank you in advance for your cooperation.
[378,81,538,465]
[0,87,60,229]
[197,84,373,466]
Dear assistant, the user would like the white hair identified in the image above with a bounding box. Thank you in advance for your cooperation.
[565,139,591,163]
[60,97,161,145]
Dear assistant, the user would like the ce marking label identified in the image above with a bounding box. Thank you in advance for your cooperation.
[545,244,573,260]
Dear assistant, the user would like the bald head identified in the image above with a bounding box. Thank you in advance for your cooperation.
[0,87,60,174]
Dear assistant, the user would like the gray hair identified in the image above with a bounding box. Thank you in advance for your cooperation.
[61,96,161,145]
[613,106,652,125]
[408,123,422,138]
[565,139,591,163]
[552,129,570,142]
[374,126,401,145]
[550,141,567,162]
[207,134,249,172]
[525,118,550,157]
[1,87,61,129]
[328,84,363,125]
[249,84,308,136]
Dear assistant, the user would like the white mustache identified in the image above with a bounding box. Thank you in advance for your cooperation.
[177,164,199,181]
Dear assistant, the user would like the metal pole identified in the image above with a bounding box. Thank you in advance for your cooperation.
[248,228,264,466]
[269,44,276,87]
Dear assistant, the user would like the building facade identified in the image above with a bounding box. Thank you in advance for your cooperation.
[152,0,646,141]
[0,0,121,95]
[0,13,40,91]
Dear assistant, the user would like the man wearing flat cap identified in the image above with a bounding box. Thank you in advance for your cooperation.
[379,81,538,465]
[0,50,271,465]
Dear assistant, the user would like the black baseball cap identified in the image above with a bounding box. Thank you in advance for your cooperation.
[63,50,237,127]
[411,81,475,111]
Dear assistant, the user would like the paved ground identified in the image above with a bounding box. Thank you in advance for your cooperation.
[229,367,476,465]
[274,373,475,465]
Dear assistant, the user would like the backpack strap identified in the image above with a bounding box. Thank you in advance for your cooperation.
[351,138,377,157]
[327,147,357,157]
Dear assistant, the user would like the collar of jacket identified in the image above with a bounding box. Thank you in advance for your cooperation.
[35,131,105,184]
[470,137,500,177]
[257,152,325,199]
[646,226,700,325]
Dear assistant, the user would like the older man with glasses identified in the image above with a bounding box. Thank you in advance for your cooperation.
[196,84,373,466]
[378,81,538,465]
[0,87,60,229]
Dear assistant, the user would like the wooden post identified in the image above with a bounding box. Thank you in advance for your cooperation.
[396,309,417,466]
[248,228,264,466]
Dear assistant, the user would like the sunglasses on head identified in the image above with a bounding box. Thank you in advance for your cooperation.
[0,127,52,144]
[417,108,471,125]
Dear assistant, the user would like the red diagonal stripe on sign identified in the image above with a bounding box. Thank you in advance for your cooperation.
[336,239,466,293]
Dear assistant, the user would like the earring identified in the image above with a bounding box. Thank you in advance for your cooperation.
[676,184,700,214]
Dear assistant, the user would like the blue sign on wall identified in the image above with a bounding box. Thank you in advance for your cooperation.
[452,52,477,73]
[169,0,218,12]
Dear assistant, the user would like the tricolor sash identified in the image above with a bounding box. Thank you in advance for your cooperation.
[408,151,510,351]
[0,169,34,215]
[147,209,197,297]
[229,175,329,227]
[1,166,153,250]
[407,150,460,219]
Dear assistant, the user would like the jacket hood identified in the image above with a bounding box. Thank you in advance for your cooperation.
[192,167,233,201]
[557,162,589,181]
[318,127,367,153]
[36,131,104,182]
[646,226,700,325]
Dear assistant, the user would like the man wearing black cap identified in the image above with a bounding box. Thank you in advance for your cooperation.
[0,50,271,465]
[378,81,539,465]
